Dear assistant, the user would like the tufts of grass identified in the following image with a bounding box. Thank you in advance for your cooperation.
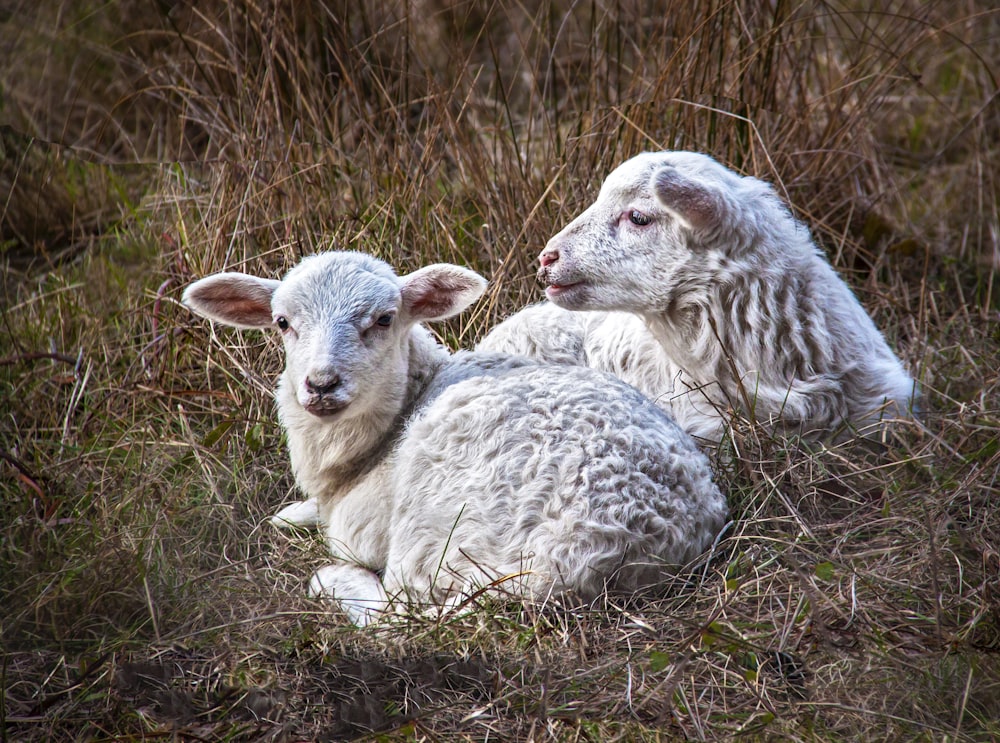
[2,0,998,739]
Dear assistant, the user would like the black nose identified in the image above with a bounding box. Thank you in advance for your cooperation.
[305,375,341,395]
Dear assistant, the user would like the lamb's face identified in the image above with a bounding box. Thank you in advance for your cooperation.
[184,251,487,424]
[537,151,750,313]
[273,255,408,420]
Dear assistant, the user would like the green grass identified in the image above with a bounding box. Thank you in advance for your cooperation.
[2,1,999,739]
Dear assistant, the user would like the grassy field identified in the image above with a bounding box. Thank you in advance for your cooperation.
[2,1,998,739]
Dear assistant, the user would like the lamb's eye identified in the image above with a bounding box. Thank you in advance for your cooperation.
[375,313,394,328]
[275,316,290,331]
[629,210,652,226]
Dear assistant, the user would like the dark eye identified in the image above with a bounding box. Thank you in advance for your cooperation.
[375,313,394,328]
[275,316,290,331]
[629,210,652,226]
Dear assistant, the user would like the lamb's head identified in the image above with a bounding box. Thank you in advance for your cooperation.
[537,151,782,313]
[182,251,486,420]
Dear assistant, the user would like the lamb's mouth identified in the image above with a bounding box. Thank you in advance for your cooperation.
[303,400,350,418]
[545,281,585,300]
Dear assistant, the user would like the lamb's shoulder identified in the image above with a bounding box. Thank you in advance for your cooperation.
[476,302,589,366]
[405,361,704,476]
[408,348,539,412]
[482,306,725,442]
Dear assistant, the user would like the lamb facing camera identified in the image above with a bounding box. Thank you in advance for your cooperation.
[484,151,917,442]
[183,251,728,625]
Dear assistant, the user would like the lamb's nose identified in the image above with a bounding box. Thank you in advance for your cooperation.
[538,246,560,267]
[305,374,341,396]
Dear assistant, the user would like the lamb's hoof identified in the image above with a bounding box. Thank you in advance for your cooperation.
[308,565,389,627]
[269,498,320,529]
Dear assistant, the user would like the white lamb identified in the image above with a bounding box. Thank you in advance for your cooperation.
[182,251,728,625]
[482,151,917,443]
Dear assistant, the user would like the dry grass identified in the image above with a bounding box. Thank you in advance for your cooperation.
[2,1,998,740]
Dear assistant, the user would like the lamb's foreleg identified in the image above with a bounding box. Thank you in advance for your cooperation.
[270,497,321,529]
[308,563,389,626]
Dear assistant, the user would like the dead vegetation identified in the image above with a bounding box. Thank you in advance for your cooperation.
[2,1,998,740]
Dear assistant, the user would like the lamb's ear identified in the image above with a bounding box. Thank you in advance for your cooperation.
[651,166,726,232]
[399,264,487,322]
[182,272,281,329]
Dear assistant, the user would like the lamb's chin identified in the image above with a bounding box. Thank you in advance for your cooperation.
[545,282,592,309]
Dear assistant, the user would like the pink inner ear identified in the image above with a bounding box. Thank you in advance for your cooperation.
[204,284,271,324]
[400,267,484,322]
[184,274,277,328]
[220,297,272,325]
[402,277,460,319]
[406,290,453,319]
[652,168,721,231]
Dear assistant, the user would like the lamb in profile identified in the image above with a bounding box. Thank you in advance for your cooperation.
[484,151,916,442]
[182,251,728,624]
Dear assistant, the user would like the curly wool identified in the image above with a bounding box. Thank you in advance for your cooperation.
[387,358,725,602]
[478,304,726,441]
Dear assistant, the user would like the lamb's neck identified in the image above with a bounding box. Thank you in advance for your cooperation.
[642,299,714,375]
[645,258,833,391]
[642,251,728,359]
[282,327,449,505]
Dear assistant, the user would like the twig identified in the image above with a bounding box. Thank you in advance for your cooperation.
[0,352,78,367]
